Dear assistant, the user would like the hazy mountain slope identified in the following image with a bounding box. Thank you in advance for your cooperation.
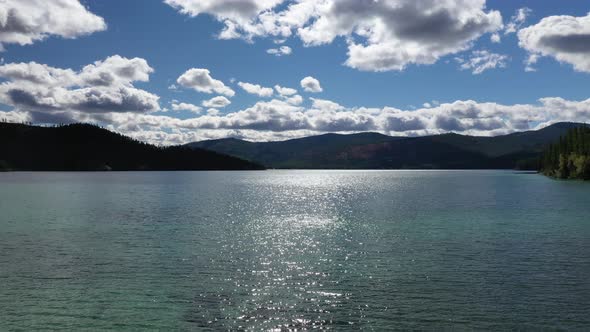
[190,132,399,168]
[188,123,585,169]
[429,123,589,157]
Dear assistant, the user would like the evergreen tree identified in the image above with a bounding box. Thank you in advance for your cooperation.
[541,126,590,180]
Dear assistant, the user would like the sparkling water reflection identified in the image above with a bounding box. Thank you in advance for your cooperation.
[0,170,589,330]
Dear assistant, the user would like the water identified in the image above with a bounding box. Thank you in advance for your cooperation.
[0,170,589,330]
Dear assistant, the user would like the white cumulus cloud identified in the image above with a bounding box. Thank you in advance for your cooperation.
[238,81,274,97]
[177,68,235,97]
[202,96,231,108]
[284,94,303,105]
[171,102,202,113]
[275,85,297,96]
[311,98,344,112]
[104,96,590,145]
[163,0,283,26]
[0,55,160,123]
[7,92,590,146]
[519,13,590,73]
[166,0,502,72]
[301,76,322,93]
[0,0,106,50]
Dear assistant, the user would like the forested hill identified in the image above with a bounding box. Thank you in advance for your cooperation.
[0,123,264,171]
[541,126,590,180]
[188,123,587,170]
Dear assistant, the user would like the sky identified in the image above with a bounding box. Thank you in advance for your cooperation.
[1,0,590,144]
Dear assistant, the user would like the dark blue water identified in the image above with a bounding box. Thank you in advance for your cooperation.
[0,171,589,330]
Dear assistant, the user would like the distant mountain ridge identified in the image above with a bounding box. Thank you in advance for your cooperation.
[188,122,588,169]
[0,123,264,171]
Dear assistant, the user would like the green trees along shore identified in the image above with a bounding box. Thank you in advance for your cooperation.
[541,126,590,180]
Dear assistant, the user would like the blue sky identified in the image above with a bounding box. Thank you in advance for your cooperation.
[1,0,590,143]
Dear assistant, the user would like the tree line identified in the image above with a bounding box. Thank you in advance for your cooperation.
[541,126,590,180]
[0,122,264,171]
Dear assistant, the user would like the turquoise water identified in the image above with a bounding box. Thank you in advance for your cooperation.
[0,171,589,330]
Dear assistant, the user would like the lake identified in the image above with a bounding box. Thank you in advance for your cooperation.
[0,170,589,330]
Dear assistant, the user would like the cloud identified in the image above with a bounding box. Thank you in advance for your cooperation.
[79,55,153,87]
[490,33,501,43]
[177,68,235,96]
[267,46,292,56]
[519,13,590,73]
[62,87,158,114]
[167,0,502,72]
[171,102,201,113]
[25,93,589,146]
[457,50,509,74]
[505,8,532,35]
[238,81,274,97]
[0,61,78,86]
[524,54,539,72]
[0,55,154,90]
[163,0,283,25]
[311,97,344,112]
[206,108,220,116]
[186,98,309,131]
[0,0,106,50]
[274,85,301,105]
[0,55,160,121]
[201,97,582,139]
[275,85,297,96]
[301,76,322,93]
[314,0,502,72]
[202,96,231,108]
[284,94,303,105]
[0,109,29,123]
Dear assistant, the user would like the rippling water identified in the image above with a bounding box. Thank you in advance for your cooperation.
[1,171,589,330]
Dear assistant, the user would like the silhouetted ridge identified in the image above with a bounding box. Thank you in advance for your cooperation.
[0,123,264,171]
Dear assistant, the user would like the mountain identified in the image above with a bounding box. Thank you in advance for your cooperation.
[0,123,264,171]
[188,122,588,169]
[427,122,588,157]
[192,132,399,169]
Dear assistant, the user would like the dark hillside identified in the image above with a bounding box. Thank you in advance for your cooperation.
[0,123,264,171]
